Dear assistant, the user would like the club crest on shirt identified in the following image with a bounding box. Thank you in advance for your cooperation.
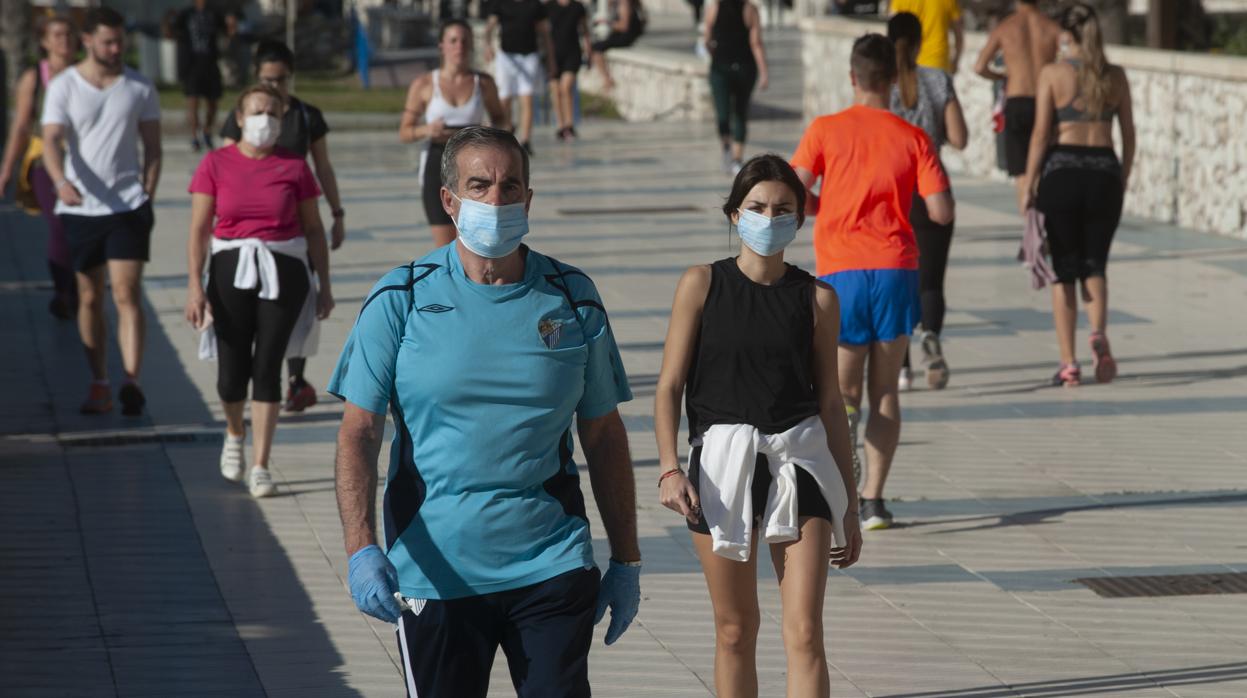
[538,318,564,349]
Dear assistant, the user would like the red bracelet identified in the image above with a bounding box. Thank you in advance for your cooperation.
[657,468,683,488]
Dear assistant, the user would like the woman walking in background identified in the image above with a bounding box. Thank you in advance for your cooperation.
[887,12,967,390]
[546,0,591,141]
[703,0,768,175]
[186,85,335,498]
[1022,4,1134,386]
[0,15,78,319]
[219,40,346,413]
[400,19,509,246]
[655,155,861,697]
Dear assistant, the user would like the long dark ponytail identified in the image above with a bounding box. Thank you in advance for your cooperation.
[887,13,923,110]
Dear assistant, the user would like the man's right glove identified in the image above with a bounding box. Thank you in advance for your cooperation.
[348,544,404,623]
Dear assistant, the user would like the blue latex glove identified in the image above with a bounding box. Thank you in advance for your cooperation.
[594,560,641,645]
[348,544,403,623]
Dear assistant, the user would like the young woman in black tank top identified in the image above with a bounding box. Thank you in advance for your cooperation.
[655,155,862,695]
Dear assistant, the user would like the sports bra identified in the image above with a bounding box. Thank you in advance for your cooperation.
[425,69,484,128]
[1055,60,1118,123]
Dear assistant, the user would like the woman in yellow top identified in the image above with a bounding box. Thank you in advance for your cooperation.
[889,0,964,73]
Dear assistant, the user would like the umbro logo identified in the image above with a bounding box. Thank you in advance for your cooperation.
[417,304,454,313]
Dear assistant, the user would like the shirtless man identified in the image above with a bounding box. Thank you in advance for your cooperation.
[974,0,1060,207]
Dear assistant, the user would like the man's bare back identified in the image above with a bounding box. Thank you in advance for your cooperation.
[975,4,1062,97]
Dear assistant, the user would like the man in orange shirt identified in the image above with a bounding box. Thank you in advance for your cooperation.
[791,34,953,530]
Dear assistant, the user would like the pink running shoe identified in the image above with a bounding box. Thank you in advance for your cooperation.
[1089,332,1117,383]
[1053,362,1081,387]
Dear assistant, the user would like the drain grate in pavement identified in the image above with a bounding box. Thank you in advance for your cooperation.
[1075,572,1247,598]
[557,205,701,216]
[59,432,223,448]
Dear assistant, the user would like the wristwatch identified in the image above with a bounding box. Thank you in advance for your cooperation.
[331,208,345,218]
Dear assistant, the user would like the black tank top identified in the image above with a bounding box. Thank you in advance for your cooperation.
[685,258,818,441]
[710,0,754,67]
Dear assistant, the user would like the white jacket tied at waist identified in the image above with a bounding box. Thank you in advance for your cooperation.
[197,236,320,360]
[695,415,851,562]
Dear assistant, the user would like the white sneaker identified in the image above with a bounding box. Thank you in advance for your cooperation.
[730,160,743,176]
[898,366,913,392]
[248,466,276,498]
[721,147,734,174]
[220,434,245,482]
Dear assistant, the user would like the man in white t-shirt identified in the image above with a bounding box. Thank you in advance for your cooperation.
[41,6,163,417]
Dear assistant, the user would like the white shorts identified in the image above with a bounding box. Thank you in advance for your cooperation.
[495,51,542,98]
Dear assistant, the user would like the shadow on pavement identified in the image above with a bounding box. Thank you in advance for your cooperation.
[0,205,362,696]
[878,661,1247,698]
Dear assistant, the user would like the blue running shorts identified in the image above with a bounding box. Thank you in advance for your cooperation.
[819,269,920,345]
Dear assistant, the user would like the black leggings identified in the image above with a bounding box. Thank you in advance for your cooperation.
[911,193,954,335]
[1036,145,1123,284]
[207,248,310,403]
[709,61,757,143]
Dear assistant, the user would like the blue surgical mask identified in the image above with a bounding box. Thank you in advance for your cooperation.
[736,208,799,256]
[451,193,530,258]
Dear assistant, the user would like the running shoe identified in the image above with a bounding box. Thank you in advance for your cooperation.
[1052,362,1081,387]
[730,160,743,176]
[48,296,73,320]
[860,498,894,531]
[721,147,733,174]
[556,127,568,142]
[845,405,862,488]
[220,434,245,483]
[284,381,318,412]
[898,366,912,392]
[79,383,113,414]
[522,141,535,156]
[190,137,202,153]
[1089,331,1117,384]
[920,331,950,390]
[568,126,578,139]
[118,382,145,417]
[202,131,215,150]
[249,466,276,498]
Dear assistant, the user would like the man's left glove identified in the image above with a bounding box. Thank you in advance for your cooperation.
[348,545,404,623]
[594,560,641,645]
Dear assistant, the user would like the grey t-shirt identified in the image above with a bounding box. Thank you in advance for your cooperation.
[890,66,955,151]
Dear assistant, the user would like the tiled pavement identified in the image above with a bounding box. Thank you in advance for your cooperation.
[4,23,1247,698]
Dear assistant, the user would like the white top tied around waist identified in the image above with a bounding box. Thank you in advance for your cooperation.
[210,236,309,300]
[695,415,851,562]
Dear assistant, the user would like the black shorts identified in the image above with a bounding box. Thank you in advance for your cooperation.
[395,567,598,698]
[686,445,832,535]
[552,48,583,78]
[423,142,452,226]
[1037,145,1123,283]
[591,30,639,53]
[183,58,223,99]
[1003,97,1036,176]
[60,202,155,272]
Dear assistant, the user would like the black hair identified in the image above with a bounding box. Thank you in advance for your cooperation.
[441,126,530,192]
[439,18,472,41]
[254,39,295,72]
[850,33,898,92]
[722,154,807,228]
[83,6,125,34]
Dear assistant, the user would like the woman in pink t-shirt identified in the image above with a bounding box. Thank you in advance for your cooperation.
[184,84,335,498]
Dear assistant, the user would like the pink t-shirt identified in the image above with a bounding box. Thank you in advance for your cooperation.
[188,145,321,242]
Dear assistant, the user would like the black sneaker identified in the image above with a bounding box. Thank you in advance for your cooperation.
[119,383,146,417]
[191,137,202,153]
[860,498,894,531]
[202,131,215,150]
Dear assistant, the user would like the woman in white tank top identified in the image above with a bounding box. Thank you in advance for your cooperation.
[400,20,509,246]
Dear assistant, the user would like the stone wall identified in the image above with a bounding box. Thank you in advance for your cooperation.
[579,47,714,122]
[799,15,1247,239]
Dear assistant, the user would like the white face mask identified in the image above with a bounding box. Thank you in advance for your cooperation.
[242,114,280,149]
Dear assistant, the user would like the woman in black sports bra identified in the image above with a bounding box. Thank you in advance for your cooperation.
[1021,4,1135,387]
[654,155,862,696]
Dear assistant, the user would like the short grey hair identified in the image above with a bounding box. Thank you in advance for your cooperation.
[440,126,530,193]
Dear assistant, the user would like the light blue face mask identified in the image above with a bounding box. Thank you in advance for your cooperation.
[736,208,799,257]
[451,193,530,259]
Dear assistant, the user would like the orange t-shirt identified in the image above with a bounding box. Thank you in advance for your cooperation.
[791,105,950,277]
